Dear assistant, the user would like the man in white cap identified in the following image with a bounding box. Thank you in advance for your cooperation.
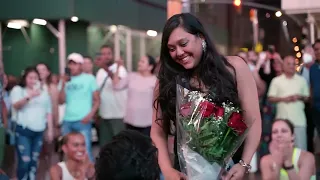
[59,53,100,162]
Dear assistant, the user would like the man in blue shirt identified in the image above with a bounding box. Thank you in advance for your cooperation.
[59,53,100,162]
[310,39,320,137]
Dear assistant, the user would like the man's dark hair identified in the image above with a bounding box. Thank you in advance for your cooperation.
[83,56,93,61]
[313,39,320,48]
[19,67,39,87]
[95,130,160,180]
[100,44,113,51]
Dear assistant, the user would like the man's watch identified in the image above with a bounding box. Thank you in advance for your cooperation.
[283,164,294,170]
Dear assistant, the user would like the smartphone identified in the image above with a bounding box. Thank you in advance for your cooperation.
[268,45,275,54]
[65,67,71,76]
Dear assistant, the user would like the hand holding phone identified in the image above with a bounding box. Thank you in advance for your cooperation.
[65,67,71,76]
[62,68,71,82]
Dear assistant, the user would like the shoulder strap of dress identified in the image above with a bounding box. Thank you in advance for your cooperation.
[57,162,66,169]
[292,148,301,167]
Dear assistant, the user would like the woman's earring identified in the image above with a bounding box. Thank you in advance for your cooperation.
[202,40,207,53]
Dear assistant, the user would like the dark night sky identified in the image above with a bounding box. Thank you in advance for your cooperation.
[253,0,302,55]
[255,0,281,7]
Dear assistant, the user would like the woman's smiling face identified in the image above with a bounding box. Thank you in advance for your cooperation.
[167,27,203,69]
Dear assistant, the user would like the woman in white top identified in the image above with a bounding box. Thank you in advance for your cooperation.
[10,67,53,180]
[113,55,157,136]
[50,132,95,180]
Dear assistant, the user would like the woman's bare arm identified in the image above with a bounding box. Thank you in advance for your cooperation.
[228,56,262,164]
[298,152,316,180]
[150,80,173,174]
[49,165,62,180]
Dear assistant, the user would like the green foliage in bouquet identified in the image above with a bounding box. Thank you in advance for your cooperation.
[179,101,248,165]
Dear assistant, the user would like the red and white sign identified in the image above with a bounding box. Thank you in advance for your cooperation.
[282,0,320,14]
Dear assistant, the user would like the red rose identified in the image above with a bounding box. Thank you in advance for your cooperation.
[199,101,215,117]
[213,106,225,117]
[227,112,247,135]
[180,102,192,117]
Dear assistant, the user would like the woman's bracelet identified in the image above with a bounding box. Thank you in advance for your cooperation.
[239,159,252,173]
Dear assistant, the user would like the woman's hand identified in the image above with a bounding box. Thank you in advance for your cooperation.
[279,140,294,165]
[270,140,294,166]
[223,163,246,180]
[115,59,124,67]
[28,89,41,99]
[163,168,187,180]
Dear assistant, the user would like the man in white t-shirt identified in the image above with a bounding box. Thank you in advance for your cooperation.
[95,45,127,146]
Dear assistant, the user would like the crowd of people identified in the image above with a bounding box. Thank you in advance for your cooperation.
[0,13,319,180]
[0,43,159,179]
[238,41,320,179]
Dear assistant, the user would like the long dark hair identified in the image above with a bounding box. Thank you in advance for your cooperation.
[155,13,240,135]
[273,119,294,134]
[37,63,52,86]
[19,67,39,88]
[146,55,157,74]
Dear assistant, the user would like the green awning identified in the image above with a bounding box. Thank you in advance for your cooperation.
[0,0,167,31]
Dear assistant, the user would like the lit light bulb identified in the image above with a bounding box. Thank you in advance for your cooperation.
[71,16,79,22]
[292,37,297,43]
[275,11,282,17]
[296,52,301,58]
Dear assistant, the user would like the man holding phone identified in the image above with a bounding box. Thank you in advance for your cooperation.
[95,45,127,147]
[59,53,100,162]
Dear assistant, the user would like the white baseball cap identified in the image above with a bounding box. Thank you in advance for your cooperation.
[67,53,84,64]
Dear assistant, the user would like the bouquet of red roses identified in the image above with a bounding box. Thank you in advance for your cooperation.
[176,83,253,180]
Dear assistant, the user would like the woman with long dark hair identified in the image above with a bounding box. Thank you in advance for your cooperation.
[151,13,261,180]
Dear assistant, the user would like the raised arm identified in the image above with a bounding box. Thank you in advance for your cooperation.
[112,63,129,90]
[10,86,38,110]
[58,77,67,104]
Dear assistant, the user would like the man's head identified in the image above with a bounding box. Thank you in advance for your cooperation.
[247,50,258,63]
[96,45,114,68]
[95,130,160,180]
[83,56,93,74]
[283,56,296,75]
[62,132,87,162]
[313,39,320,61]
[67,53,84,76]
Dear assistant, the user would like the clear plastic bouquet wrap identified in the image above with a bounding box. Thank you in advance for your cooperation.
[176,81,254,180]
